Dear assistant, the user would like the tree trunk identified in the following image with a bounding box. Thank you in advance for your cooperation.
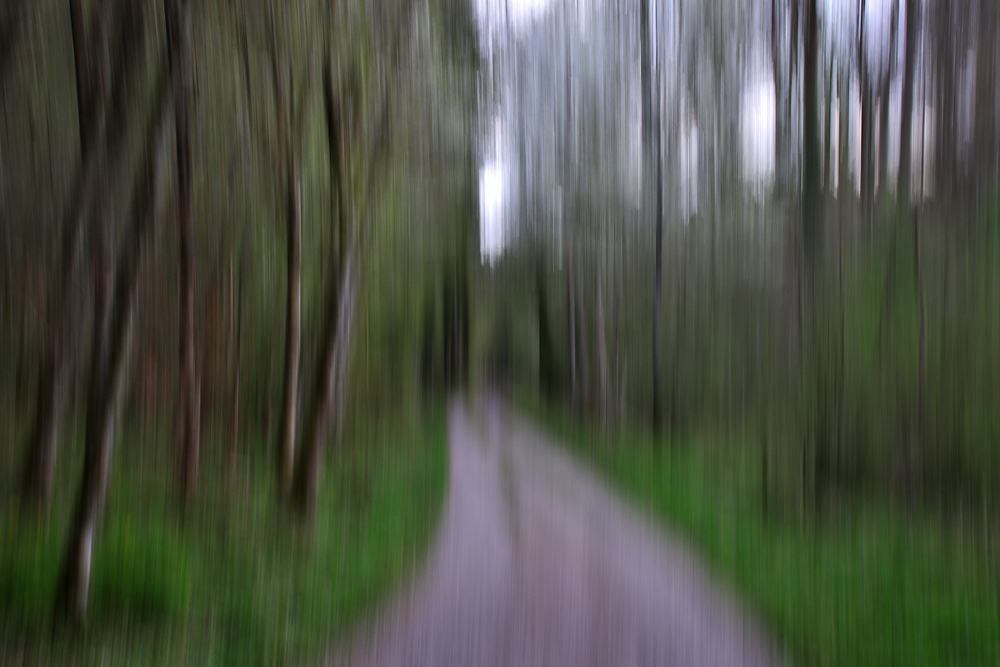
[0,0,29,85]
[802,0,822,282]
[651,84,664,432]
[910,60,929,490]
[293,237,357,517]
[974,0,998,196]
[575,250,590,414]
[898,0,920,205]
[859,0,875,232]
[536,256,557,399]
[20,0,145,509]
[879,0,898,200]
[56,79,172,621]
[668,227,689,431]
[823,55,834,194]
[167,0,199,504]
[277,149,302,493]
[566,243,577,412]
[596,261,608,423]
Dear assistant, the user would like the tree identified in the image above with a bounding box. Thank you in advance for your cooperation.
[802,0,822,282]
[271,19,312,496]
[291,17,406,514]
[167,0,200,505]
[641,0,665,431]
[898,0,920,205]
[56,63,174,622]
[20,0,147,508]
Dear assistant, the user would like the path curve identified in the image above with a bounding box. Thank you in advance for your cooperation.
[328,396,787,666]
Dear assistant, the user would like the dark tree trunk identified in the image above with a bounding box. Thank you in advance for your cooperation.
[596,261,608,422]
[293,239,357,517]
[420,285,436,395]
[273,33,305,495]
[859,0,875,231]
[974,0,998,196]
[575,251,590,413]
[56,78,172,621]
[566,244,577,412]
[879,0,899,200]
[668,228,689,431]
[0,0,29,85]
[802,0,822,282]
[898,0,920,205]
[167,0,199,504]
[20,0,145,509]
[278,158,302,493]
[643,1,663,431]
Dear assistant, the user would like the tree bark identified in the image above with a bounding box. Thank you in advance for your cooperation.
[277,158,302,493]
[0,0,29,86]
[859,0,875,231]
[974,0,998,194]
[566,242,577,412]
[20,0,146,509]
[293,236,357,516]
[878,0,898,200]
[898,0,920,205]
[536,255,557,399]
[668,227,689,431]
[596,260,609,423]
[802,0,822,281]
[644,0,664,432]
[823,55,834,194]
[273,28,307,495]
[167,0,199,504]
[575,250,590,414]
[56,76,172,621]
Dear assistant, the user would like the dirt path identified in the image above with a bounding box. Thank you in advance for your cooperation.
[328,396,786,666]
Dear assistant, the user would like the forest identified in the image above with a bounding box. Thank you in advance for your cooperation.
[1,0,998,664]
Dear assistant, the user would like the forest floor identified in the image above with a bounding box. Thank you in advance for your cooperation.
[328,395,784,666]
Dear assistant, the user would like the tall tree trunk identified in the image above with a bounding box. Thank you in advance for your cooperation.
[974,0,998,197]
[293,237,357,517]
[802,0,822,283]
[167,0,199,504]
[278,158,302,493]
[575,250,590,414]
[668,227,689,431]
[823,56,834,194]
[56,80,172,621]
[910,59,929,489]
[652,114,664,432]
[898,0,920,205]
[878,75,891,198]
[566,242,577,412]
[596,260,609,423]
[859,0,875,232]
[20,0,145,508]
[536,255,556,399]
[0,0,29,85]
[878,0,899,200]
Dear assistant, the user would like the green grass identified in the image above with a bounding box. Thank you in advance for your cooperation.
[0,408,448,666]
[526,402,1000,667]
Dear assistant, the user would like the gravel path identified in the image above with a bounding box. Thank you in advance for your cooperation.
[328,396,786,666]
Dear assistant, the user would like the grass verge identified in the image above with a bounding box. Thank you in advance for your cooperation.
[0,407,448,666]
[524,399,1000,667]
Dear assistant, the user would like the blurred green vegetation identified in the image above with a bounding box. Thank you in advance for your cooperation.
[0,408,448,665]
